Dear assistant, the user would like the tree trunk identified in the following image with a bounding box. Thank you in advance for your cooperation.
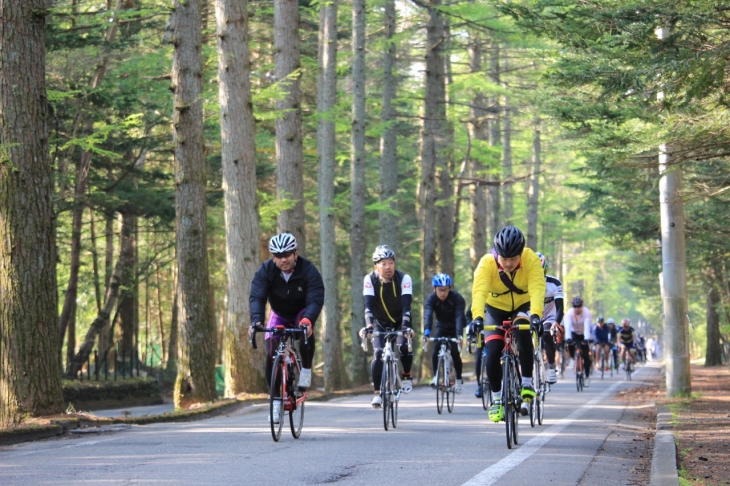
[117,214,138,356]
[349,0,369,385]
[437,19,455,278]
[170,0,217,406]
[705,277,723,366]
[378,0,398,249]
[418,0,448,303]
[469,35,488,270]
[487,42,501,238]
[501,47,513,225]
[274,0,306,255]
[317,0,348,391]
[68,212,136,377]
[88,208,103,313]
[154,262,167,365]
[166,265,179,373]
[0,0,65,426]
[214,0,266,395]
[526,116,540,251]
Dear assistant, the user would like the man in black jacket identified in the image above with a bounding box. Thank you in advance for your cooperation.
[423,273,466,393]
[249,233,324,398]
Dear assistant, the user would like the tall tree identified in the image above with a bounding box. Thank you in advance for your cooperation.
[170,0,217,406]
[418,0,448,302]
[274,0,305,254]
[378,0,398,249]
[215,0,266,395]
[487,43,501,238]
[526,116,540,250]
[501,47,514,226]
[469,35,488,270]
[0,0,65,427]
[350,0,369,385]
[317,0,348,391]
[704,275,722,367]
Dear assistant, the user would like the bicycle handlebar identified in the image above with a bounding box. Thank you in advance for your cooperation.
[358,327,414,352]
[250,324,308,350]
[421,336,461,353]
[482,324,531,332]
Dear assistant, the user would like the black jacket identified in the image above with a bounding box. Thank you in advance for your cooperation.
[249,256,325,325]
[424,290,466,336]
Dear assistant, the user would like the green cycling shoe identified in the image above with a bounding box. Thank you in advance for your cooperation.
[521,385,536,402]
[488,400,503,422]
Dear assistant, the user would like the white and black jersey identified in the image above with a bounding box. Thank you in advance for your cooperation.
[363,270,413,329]
[542,275,564,325]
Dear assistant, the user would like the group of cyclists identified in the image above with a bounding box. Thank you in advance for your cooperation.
[249,226,643,426]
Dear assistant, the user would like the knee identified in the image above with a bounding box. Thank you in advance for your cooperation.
[374,349,383,361]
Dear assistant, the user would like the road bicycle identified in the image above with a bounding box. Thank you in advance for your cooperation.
[530,324,548,427]
[573,340,585,392]
[468,325,492,411]
[483,319,530,450]
[622,349,634,380]
[250,324,308,442]
[361,327,413,431]
[424,337,461,414]
[597,344,610,379]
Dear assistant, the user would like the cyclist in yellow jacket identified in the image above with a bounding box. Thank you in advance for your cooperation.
[469,225,546,422]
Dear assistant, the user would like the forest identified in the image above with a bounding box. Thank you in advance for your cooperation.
[1,0,729,426]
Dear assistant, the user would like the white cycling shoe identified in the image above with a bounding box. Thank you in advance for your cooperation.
[547,368,557,384]
[267,400,281,423]
[400,380,413,394]
[455,379,464,394]
[371,394,382,408]
[298,368,312,388]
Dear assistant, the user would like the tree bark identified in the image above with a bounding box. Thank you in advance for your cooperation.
[117,214,138,356]
[378,0,398,249]
[349,0,369,385]
[705,276,723,366]
[170,0,217,406]
[469,35,488,270]
[214,0,266,395]
[437,19,455,279]
[526,116,540,251]
[501,47,513,225]
[274,0,306,255]
[487,42,501,238]
[317,0,348,391]
[0,0,65,427]
[154,262,167,365]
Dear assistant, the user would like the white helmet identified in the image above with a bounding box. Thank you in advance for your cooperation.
[269,233,297,254]
[372,245,395,263]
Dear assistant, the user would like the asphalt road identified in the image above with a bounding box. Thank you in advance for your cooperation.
[0,363,659,485]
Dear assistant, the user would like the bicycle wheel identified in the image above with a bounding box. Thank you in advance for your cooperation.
[446,363,455,413]
[529,355,540,428]
[289,363,304,439]
[390,361,398,428]
[511,360,520,445]
[269,355,285,442]
[480,354,491,410]
[436,359,445,414]
[537,384,545,425]
[381,357,391,431]
[626,360,633,380]
[503,358,513,449]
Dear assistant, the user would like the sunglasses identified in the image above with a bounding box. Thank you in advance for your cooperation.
[273,250,295,259]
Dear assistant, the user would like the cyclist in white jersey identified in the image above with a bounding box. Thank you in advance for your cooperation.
[535,253,563,385]
[563,297,593,383]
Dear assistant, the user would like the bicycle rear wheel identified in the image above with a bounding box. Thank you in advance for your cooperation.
[381,358,391,431]
[503,359,513,449]
[289,363,304,438]
[436,359,445,414]
[269,355,285,442]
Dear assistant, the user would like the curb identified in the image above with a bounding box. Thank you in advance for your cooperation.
[650,404,679,485]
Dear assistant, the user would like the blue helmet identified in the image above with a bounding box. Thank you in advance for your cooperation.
[432,273,453,287]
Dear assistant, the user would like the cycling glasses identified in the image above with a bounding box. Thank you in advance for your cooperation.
[273,250,295,259]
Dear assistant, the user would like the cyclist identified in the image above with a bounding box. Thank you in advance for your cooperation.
[564,296,593,385]
[535,252,563,385]
[607,317,620,371]
[618,318,637,368]
[593,317,611,371]
[359,245,414,408]
[637,333,647,363]
[249,233,324,421]
[469,225,546,421]
[424,273,466,393]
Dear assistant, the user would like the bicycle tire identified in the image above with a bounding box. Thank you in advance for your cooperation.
[390,360,398,428]
[436,359,445,414]
[381,356,391,431]
[626,360,633,381]
[289,362,304,439]
[503,358,513,449]
[511,359,520,445]
[537,386,544,425]
[480,353,491,410]
[446,361,455,413]
[269,355,285,442]
[530,353,540,428]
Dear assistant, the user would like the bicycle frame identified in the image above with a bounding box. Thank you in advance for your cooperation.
[425,337,460,414]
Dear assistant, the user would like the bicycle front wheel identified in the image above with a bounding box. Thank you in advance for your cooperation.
[503,358,513,449]
[269,355,285,442]
[511,361,520,445]
[390,360,398,428]
[446,363,455,413]
[480,355,491,410]
[436,359,445,415]
[382,358,391,431]
[289,363,304,438]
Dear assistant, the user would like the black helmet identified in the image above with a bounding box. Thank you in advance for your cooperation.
[597,316,605,323]
[571,296,583,308]
[493,226,525,258]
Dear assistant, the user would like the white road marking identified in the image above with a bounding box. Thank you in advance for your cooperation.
[461,368,643,486]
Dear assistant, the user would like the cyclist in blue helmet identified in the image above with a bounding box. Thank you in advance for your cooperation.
[423,273,466,393]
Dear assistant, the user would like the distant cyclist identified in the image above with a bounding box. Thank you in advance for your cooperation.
[607,318,619,371]
[359,245,414,408]
[469,225,546,421]
[593,317,611,371]
[249,233,324,421]
[564,296,593,384]
[618,318,637,368]
[535,252,563,385]
[424,273,466,392]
